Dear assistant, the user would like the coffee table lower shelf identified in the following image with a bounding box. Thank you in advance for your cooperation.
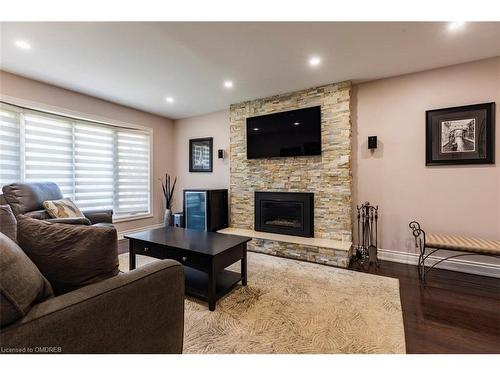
[184,266,243,307]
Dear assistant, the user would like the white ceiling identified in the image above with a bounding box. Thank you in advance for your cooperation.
[1,22,499,119]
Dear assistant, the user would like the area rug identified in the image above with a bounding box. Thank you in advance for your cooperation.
[118,252,406,354]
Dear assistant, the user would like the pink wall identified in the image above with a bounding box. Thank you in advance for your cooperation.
[172,110,230,210]
[0,70,176,233]
[171,58,500,271]
[353,57,500,260]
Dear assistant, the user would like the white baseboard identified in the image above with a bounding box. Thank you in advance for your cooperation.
[117,223,165,240]
[378,248,500,279]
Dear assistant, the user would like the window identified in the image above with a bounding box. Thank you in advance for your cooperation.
[0,103,151,220]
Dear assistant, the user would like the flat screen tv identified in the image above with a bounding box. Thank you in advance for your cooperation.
[246,106,321,159]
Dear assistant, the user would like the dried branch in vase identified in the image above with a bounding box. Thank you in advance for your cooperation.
[159,173,177,210]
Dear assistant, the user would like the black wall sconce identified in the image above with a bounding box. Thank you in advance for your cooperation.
[368,136,377,150]
[218,149,225,159]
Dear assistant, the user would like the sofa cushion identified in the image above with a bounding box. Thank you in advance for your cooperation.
[0,233,54,327]
[43,198,85,219]
[426,233,500,255]
[46,217,92,225]
[0,205,17,242]
[25,209,51,220]
[82,209,114,224]
[17,216,119,295]
[2,182,64,215]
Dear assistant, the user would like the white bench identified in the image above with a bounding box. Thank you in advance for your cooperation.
[409,221,500,281]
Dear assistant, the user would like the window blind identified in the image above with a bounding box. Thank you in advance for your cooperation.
[116,129,150,215]
[0,109,21,186]
[74,122,115,211]
[0,104,151,219]
[24,114,74,196]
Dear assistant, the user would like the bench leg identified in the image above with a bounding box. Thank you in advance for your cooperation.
[418,248,426,282]
[420,254,426,282]
[409,221,426,283]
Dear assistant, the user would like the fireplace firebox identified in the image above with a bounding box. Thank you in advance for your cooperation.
[255,192,314,237]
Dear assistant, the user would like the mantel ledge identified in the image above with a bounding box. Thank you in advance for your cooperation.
[218,227,352,252]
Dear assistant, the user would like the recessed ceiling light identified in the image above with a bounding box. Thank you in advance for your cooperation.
[253,127,259,131]
[223,80,234,89]
[14,39,31,50]
[165,97,174,103]
[448,21,465,31]
[293,122,300,126]
[309,56,321,67]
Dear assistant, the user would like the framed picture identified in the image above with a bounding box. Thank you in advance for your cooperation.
[426,102,495,166]
[189,137,213,172]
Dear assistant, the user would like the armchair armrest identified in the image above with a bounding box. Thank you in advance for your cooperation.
[83,209,113,224]
[0,260,185,353]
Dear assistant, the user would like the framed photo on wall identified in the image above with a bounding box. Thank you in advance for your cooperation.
[426,102,495,166]
[189,137,213,172]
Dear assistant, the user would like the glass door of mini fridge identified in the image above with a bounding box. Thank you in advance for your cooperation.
[184,191,207,230]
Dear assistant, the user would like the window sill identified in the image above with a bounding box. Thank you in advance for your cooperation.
[113,213,153,223]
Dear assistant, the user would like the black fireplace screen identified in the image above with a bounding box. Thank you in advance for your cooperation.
[255,192,314,237]
[261,201,303,229]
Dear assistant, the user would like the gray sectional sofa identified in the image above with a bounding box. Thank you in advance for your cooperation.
[0,184,185,354]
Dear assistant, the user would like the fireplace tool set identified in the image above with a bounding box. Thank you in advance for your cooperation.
[354,201,379,267]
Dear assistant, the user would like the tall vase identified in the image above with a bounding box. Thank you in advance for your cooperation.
[164,208,172,227]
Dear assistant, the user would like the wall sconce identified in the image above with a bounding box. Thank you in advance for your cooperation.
[218,149,225,159]
[368,136,377,150]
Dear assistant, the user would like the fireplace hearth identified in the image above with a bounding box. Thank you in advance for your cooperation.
[255,192,314,237]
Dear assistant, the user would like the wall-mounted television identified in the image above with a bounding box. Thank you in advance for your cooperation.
[246,106,321,159]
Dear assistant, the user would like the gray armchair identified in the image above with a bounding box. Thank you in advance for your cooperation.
[1,182,113,225]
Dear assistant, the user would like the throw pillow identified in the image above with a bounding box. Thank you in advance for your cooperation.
[0,232,54,327]
[0,204,17,242]
[43,198,85,219]
[17,216,119,295]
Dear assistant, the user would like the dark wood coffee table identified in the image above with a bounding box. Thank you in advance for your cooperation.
[125,226,251,311]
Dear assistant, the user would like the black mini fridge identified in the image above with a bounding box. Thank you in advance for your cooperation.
[183,189,228,232]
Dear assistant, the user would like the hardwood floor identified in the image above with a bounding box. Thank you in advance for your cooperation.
[350,260,500,354]
[118,239,500,354]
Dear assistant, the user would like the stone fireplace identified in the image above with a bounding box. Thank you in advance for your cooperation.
[228,81,353,267]
[255,192,314,238]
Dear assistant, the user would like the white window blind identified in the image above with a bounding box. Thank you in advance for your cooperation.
[74,122,115,211]
[0,103,151,219]
[24,114,74,196]
[116,129,150,215]
[0,109,21,186]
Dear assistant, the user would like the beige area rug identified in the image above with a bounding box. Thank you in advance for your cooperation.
[119,252,406,354]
